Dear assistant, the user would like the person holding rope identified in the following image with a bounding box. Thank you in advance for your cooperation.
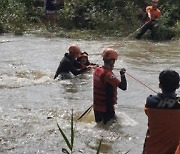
[142,70,180,154]
[136,0,161,40]
[93,48,127,124]
[54,44,88,79]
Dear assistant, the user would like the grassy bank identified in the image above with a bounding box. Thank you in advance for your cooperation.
[0,0,179,40]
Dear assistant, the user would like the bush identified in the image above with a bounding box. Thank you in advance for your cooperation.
[0,0,27,33]
[0,0,179,39]
[156,4,179,40]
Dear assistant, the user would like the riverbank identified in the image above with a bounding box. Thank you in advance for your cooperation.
[1,24,134,41]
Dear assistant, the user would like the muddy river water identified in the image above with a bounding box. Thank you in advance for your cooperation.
[0,34,180,154]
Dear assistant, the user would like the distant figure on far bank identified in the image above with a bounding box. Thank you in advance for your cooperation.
[142,70,180,154]
[54,44,88,79]
[44,0,57,31]
[136,0,161,40]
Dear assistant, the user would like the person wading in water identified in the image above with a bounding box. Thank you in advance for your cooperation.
[93,48,127,124]
[54,44,88,79]
[136,0,161,40]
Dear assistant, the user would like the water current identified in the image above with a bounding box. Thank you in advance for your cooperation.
[0,34,180,154]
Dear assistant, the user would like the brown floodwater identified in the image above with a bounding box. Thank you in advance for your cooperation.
[0,34,179,154]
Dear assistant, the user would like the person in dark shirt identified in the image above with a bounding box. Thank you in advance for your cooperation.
[54,44,88,79]
[143,70,180,154]
[44,0,57,30]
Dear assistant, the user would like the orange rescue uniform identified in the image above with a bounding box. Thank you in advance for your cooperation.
[143,94,180,154]
[146,6,161,21]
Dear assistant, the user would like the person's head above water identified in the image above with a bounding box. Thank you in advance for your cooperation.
[159,70,180,93]
[68,44,81,58]
[102,48,118,70]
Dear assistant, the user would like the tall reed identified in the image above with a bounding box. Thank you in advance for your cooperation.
[57,109,103,153]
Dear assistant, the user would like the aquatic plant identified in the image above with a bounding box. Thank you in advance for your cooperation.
[96,138,103,154]
[57,109,103,154]
[57,109,74,154]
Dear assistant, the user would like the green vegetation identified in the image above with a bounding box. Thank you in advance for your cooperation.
[57,109,103,153]
[0,0,179,40]
[57,109,74,153]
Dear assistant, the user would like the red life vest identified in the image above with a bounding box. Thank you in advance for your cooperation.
[93,67,120,112]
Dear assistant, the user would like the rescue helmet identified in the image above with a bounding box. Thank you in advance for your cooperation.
[68,44,81,56]
[102,48,118,60]
[79,52,88,58]
[151,0,159,3]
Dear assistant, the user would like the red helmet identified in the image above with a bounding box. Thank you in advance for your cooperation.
[79,52,88,58]
[151,0,158,3]
[102,48,118,60]
[68,44,81,56]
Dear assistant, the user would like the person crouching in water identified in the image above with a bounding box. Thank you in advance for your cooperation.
[142,70,180,154]
[54,44,88,79]
[77,52,98,69]
[93,48,127,124]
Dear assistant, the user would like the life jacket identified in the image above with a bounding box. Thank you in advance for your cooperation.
[175,143,180,154]
[146,6,161,20]
[93,67,120,112]
[144,96,180,154]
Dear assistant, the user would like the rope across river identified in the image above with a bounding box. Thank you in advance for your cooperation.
[77,71,157,120]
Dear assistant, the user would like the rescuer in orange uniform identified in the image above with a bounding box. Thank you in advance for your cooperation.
[136,0,161,40]
[143,70,180,154]
[93,48,127,124]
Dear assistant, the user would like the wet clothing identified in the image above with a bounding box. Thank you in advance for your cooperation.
[93,66,127,124]
[44,0,56,15]
[54,53,87,79]
[143,92,180,154]
[136,6,160,39]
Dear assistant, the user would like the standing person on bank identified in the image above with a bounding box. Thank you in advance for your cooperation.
[136,0,161,40]
[143,70,180,154]
[93,48,127,124]
[44,0,57,30]
[54,44,88,79]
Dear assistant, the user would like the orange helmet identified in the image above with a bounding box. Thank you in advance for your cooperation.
[151,0,159,3]
[102,48,118,60]
[79,52,88,58]
[68,44,81,56]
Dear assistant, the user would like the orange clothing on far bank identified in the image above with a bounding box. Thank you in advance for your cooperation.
[146,6,161,19]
